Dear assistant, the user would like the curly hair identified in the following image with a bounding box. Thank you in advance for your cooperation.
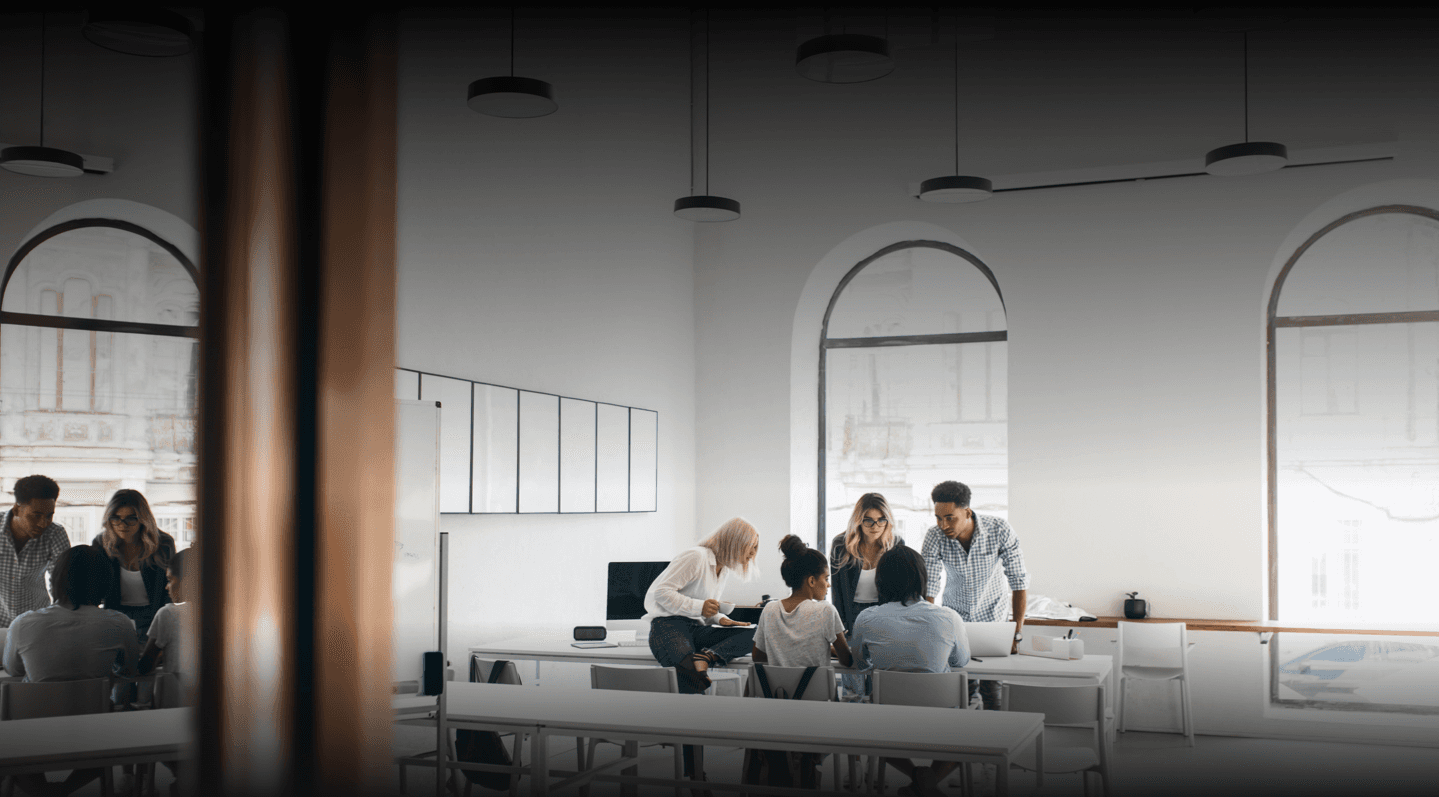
[930,481,972,508]
[51,545,113,608]
[874,546,927,606]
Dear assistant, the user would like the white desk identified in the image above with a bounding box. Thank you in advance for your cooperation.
[470,634,1113,688]
[0,707,191,776]
[436,681,1044,797]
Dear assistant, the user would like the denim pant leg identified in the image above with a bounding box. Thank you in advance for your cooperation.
[691,624,756,666]
[647,616,706,775]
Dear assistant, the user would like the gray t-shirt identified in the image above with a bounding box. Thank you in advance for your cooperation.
[148,602,195,680]
[752,599,846,668]
[3,604,139,682]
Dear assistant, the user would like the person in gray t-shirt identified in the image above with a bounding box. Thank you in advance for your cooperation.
[3,545,137,796]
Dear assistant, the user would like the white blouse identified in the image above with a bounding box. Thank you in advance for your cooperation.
[854,567,879,604]
[643,546,736,624]
[119,567,148,606]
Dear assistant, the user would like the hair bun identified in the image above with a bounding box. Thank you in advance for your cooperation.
[778,534,807,559]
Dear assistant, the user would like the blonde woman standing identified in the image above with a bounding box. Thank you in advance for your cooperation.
[829,493,907,631]
[91,489,175,642]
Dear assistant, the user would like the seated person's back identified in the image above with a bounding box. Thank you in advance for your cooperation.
[140,548,197,705]
[3,545,138,682]
[850,546,969,677]
[752,535,851,668]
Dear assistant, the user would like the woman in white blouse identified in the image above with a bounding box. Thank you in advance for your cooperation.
[644,517,760,694]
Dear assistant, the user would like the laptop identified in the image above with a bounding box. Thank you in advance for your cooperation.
[727,606,763,624]
[966,622,1017,657]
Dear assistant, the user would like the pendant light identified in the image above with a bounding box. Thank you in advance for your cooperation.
[795,9,893,83]
[467,7,557,118]
[82,8,195,57]
[675,9,740,222]
[1,13,84,178]
[919,16,990,203]
[1205,30,1287,176]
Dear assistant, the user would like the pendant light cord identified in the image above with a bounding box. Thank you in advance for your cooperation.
[689,10,696,196]
[510,6,516,77]
[954,12,960,174]
[705,8,711,195]
[39,10,46,147]
[1242,30,1249,143]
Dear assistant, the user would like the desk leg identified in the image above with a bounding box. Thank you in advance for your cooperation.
[530,731,549,797]
[995,756,1009,797]
[1034,732,1044,789]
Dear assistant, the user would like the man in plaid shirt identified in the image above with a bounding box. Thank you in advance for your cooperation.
[1,475,72,627]
[921,480,1028,711]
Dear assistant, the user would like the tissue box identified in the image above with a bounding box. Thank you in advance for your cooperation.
[1017,635,1085,660]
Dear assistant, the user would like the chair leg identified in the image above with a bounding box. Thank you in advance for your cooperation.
[1180,677,1195,747]
[673,744,684,797]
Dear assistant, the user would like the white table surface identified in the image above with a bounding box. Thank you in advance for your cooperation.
[0,707,191,775]
[437,681,1044,796]
[470,633,1113,685]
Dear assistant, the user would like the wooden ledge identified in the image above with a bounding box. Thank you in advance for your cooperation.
[1024,616,1439,637]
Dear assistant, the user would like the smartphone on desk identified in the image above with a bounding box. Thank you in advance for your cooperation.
[571,641,620,649]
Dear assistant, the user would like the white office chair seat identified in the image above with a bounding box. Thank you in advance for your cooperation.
[1010,746,1099,774]
[1120,665,1186,680]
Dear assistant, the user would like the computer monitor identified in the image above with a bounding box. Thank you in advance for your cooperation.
[610,561,670,635]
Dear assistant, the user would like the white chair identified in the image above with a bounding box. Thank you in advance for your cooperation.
[585,665,685,797]
[1001,682,1111,797]
[867,670,969,796]
[741,663,839,793]
[397,662,527,797]
[0,678,115,797]
[1116,621,1195,746]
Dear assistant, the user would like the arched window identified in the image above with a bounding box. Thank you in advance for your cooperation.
[1269,207,1439,625]
[0,220,199,548]
[819,242,1007,550]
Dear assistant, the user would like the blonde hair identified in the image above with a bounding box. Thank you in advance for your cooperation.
[699,517,759,576]
[99,489,165,566]
[835,492,896,569]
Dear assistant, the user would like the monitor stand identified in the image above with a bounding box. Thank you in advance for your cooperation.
[605,618,651,641]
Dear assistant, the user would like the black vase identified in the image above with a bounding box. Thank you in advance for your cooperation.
[1123,597,1149,619]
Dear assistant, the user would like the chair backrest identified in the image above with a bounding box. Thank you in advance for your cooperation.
[871,670,968,709]
[745,664,835,702]
[471,657,523,686]
[590,664,678,694]
[1001,682,1103,727]
[1,678,111,721]
[1117,621,1187,669]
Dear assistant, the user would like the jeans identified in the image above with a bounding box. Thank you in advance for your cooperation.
[969,678,1002,710]
[647,615,757,776]
[114,603,159,643]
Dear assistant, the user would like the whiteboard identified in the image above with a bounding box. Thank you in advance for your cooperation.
[393,399,440,686]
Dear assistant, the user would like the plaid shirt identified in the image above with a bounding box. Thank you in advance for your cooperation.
[0,509,71,627]
[921,514,1029,623]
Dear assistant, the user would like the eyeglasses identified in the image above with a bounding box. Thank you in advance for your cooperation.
[108,515,140,527]
[860,518,889,529]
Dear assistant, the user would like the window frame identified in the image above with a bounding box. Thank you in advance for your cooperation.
[817,240,1007,550]
[1,219,199,339]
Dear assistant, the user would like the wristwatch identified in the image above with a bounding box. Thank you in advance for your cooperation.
[1013,632,1024,642]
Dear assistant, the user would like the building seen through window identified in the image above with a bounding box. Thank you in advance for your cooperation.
[1,223,199,549]
[821,243,1008,549]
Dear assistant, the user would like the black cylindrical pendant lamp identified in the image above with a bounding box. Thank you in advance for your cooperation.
[673,195,740,222]
[82,8,195,57]
[795,34,894,83]
[0,145,84,177]
[1205,141,1288,176]
[466,76,556,118]
[919,175,993,203]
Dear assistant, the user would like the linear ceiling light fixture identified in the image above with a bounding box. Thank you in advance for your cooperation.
[1,13,84,178]
[919,13,990,203]
[675,9,740,222]
[82,8,195,57]
[467,7,557,118]
[795,9,894,83]
[1205,30,1287,176]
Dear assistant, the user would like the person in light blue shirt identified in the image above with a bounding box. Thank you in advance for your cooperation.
[851,546,969,797]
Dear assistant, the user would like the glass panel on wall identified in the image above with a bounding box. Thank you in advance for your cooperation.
[1272,633,1439,714]
[1276,213,1439,318]
[418,375,472,513]
[559,398,597,512]
[473,385,518,513]
[518,391,559,513]
[825,246,1005,339]
[595,403,629,512]
[0,225,199,550]
[628,409,657,512]
[1274,322,1439,625]
[824,341,1009,543]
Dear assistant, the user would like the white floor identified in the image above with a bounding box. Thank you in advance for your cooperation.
[390,725,1439,797]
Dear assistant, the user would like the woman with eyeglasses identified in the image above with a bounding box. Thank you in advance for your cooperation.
[91,489,175,642]
[830,493,906,700]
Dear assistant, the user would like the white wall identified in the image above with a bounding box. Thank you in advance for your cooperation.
[396,10,701,669]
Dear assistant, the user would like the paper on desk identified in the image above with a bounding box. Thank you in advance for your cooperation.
[1024,594,1090,621]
